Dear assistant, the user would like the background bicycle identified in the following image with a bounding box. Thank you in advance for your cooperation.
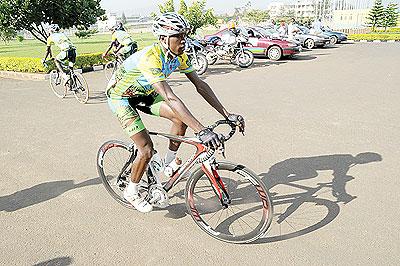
[103,55,123,82]
[43,58,89,104]
[97,120,273,244]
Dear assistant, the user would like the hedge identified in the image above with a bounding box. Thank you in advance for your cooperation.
[374,28,400,33]
[348,33,400,41]
[0,52,106,73]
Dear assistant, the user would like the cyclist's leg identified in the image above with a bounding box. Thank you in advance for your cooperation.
[108,97,154,211]
[132,94,187,152]
[55,51,68,74]
[108,97,154,183]
[67,48,76,69]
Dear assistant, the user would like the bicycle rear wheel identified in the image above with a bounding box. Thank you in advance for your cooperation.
[185,161,273,243]
[97,140,136,208]
[49,70,67,98]
[72,72,89,104]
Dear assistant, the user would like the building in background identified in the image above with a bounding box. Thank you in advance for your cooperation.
[267,0,377,29]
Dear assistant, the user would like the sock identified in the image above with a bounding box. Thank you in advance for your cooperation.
[126,181,139,196]
[165,149,177,165]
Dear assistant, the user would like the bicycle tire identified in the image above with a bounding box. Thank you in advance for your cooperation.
[104,61,116,81]
[72,72,89,104]
[49,70,67,98]
[185,161,273,243]
[97,140,136,209]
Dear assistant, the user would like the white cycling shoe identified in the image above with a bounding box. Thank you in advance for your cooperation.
[123,190,153,213]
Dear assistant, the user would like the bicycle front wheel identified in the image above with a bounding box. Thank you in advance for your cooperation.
[185,161,273,243]
[72,72,89,104]
[104,61,116,81]
[49,70,67,98]
[97,140,136,208]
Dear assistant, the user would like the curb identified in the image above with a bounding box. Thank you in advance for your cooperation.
[348,39,400,43]
[0,65,104,81]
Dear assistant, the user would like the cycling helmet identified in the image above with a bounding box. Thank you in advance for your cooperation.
[152,12,191,37]
[110,21,125,31]
[228,21,236,29]
[49,24,60,32]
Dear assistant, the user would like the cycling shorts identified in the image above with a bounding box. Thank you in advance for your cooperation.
[107,93,164,136]
[56,48,76,65]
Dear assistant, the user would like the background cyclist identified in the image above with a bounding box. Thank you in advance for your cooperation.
[43,24,77,86]
[105,12,245,213]
[102,22,138,61]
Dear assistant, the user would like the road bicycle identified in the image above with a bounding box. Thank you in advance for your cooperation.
[43,58,89,104]
[96,120,273,244]
[104,55,123,82]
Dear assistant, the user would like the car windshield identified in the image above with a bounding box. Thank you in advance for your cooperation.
[254,27,277,37]
[298,26,310,34]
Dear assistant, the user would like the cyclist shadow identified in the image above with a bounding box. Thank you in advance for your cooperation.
[87,91,108,104]
[0,177,101,212]
[254,151,382,244]
[33,256,73,266]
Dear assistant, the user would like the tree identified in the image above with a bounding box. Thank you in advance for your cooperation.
[178,0,188,16]
[0,0,105,43]
[0,26,16,44]
[121,12,127,25]
[367,0,385,31]
[159,0,175,14]
[243,9,270,24]
[157,0,217,34]
[382,3,399,31]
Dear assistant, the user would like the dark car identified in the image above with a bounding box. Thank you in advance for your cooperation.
[320,26,348,44]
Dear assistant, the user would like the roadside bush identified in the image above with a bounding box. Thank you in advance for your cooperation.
[75,29,98,39]
[375,27,400,33]
[16,35,24,42]
[0,52,107,73]
[348,33,400,40]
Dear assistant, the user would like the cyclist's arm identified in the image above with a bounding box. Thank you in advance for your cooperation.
[153,81,205,133]
[103,41,117,56]
[114,43,123,54]
[44,45,52,61]
[185,71,229,118]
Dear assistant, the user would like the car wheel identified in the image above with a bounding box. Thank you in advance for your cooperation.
[304,39,315,49]
[329,36,338,45]
[267,46,282,61]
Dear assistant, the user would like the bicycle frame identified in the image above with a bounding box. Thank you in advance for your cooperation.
[103,131,231,207]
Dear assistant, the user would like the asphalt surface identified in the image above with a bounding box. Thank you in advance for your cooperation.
[1,43,399,265]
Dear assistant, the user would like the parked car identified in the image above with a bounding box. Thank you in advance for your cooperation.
[204,27,301,61]
[258,25,330,49]
[320,26,348,44]
[295,26,331,49]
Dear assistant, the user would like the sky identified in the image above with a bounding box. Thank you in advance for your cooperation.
[100,0,400,16]
[100,0,275,16]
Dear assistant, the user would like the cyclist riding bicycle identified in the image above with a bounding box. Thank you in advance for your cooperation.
[43,24,76,85]
[102,22,138,61]
[106,12,245,213]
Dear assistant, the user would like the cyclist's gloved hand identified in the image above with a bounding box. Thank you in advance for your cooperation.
[198,128,221,150]
[227,113,245,133]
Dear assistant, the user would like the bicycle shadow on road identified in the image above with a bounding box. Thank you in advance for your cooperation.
[254,151,382,244]
[87,90,108,104]
[0,177,101,212]
[33,256,73,266]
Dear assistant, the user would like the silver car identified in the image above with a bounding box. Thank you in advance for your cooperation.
[295,26,331,49]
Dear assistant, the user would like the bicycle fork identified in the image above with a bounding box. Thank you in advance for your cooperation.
[202,158,231,208]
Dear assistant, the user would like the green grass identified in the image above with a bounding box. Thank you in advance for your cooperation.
[0,32,157,58]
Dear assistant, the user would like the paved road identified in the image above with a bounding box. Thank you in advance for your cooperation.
[1,43,399,265]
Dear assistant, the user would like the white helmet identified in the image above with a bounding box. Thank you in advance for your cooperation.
[152,12,191,37]
[49,24,60,32]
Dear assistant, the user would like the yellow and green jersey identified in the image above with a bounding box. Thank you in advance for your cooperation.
[46,32,74,51]
[112,30,134,46]
[108,43,194,99]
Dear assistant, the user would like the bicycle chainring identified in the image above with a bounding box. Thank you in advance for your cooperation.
[148,184,169,208]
